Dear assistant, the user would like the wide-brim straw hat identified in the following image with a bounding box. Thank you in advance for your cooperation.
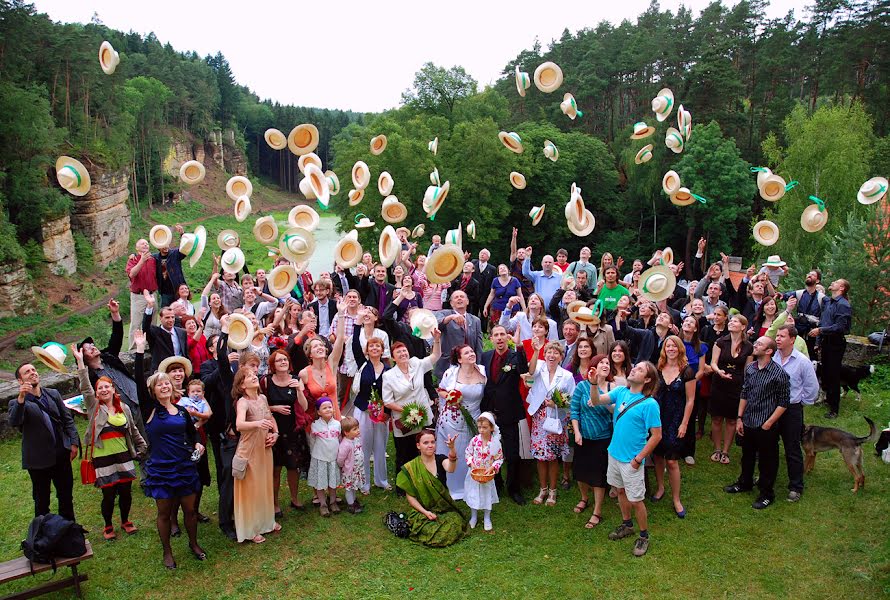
[638,265,677,302]
[289,205,319,231]
[264,128,287,150]
[179,160,205,185]
[268,264,298,297]
[335,229,363,269]
[665,127,685,154]
[409,308,439,340]
[227,313,255,350]
[543,140,559,162]
[651,87,674,121]
[759,174,786,202]
[515,65,530,97]
[396,226,411,238]
[411,224,425,238]
[221,247,245,274]
[430,168,441,186]
[179,225,207,268]
[661,247,674,266]
[567,209,595,237]
[466,220,476,240]
[297,152,322,175]
[662,170,681,195]
[279,227,317,262]
[378,225,401,268]
[149,225,173,249]
[31,342,68,373]
[498,131,524,154]
[55,156,91,196]
[753,220,780,246]
[756,167,773,188]
[378,171,394,196]
[529,205,545,226]
[635,144,654,165]
[348,188,365,206]
[253,216,278,245]
[670,187,694,207]
[533,61,563,93]
[560,93,582,120]
[352,161,371,190]
[630,122,655,140]
[510,171,527,189]
[158,356,193,378]
[98,41,120,75]
[233,195,251,222]
[354,213,375,229]
[217,229,240,251]
[381,196,408,224]
[304,164,330,208]
[565,192,586,225]
[801,204,828,232]
[857,177,888,205]
[226,176,252,202]
[423,182,450,218]
[429,137,438,155]
[762,254,787,267]
[287,123,319,156]
[299,177,316,201]
[325,170,340,195]
[370,134,387,155]
[445,223,462,248]
[425,244,464,284]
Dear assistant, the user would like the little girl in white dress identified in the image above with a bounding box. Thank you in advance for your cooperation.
[463,411,504,531]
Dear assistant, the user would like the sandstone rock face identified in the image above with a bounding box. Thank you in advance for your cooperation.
[69,167,131,267]
[165,139,195,177]
[40,215,77,275]
[0,260,36,317]
[205,130,247,176]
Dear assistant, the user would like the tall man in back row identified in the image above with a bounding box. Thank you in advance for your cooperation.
[808,279,852,419]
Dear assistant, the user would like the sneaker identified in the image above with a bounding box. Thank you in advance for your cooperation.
[723,482,753,494]
[608,523,635,541]
[787,491,802,503]
[752,497,773,510]
[632,536,650,557]
[684,456,696,466]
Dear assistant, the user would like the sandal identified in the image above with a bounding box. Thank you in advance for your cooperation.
[251,535,266,544]
[290,502,306,511]
[103,525,116,541]
[329,501,341,514]
[272,522,282,533]
[545,489,558,506]
[573,500,589,514]
[120,521,138,535]
[719,452,731,465]
[585,514,603,529]
[319,503,331,518]
[710,450,722,463]
[532,487,549,505]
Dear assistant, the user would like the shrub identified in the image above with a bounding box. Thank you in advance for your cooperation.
[74,231,95,272]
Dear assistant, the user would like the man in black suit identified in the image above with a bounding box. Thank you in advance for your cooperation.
[481,324,529,504]
[9,362,80,521]
[331,264,357,297]
[141,290,188,374]
[308,279,337,338]
[472,249,497,324]
[358,264,395,316]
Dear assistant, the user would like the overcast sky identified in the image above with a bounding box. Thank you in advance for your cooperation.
[34,0,810,113]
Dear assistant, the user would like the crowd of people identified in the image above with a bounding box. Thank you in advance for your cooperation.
[10,223,854,561]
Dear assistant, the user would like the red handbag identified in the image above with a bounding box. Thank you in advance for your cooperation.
[80,407,98,485]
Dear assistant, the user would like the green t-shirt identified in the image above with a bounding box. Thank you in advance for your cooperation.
[598,284,630,310]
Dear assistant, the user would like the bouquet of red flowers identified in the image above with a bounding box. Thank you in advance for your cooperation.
[367,387,387,423]
[440,389,478,435]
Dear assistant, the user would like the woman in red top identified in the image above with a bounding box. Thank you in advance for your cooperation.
[554,248,570,273]
[298,298,348,420]
[181,316,210,374]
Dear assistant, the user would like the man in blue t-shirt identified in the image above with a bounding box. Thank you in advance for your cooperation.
[589,361,662,557]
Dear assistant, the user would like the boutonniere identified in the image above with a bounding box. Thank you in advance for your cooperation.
[501,364,513,373]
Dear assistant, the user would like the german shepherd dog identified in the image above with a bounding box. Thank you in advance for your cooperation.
[802,417,878,492]
[813,363,875,403]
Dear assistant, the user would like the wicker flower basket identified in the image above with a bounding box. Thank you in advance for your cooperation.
[471,468,495,483]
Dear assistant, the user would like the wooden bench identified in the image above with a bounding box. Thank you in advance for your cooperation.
[0,541,92,600]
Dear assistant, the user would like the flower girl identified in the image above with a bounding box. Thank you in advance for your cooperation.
[463,412,504,531]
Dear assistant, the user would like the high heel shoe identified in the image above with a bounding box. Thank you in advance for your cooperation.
[190,546,208,561]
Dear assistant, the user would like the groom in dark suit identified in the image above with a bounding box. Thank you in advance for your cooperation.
[481,324,529,504]
[142,291,189,374]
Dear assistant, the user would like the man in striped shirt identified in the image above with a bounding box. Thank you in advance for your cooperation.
[724,336,790,509]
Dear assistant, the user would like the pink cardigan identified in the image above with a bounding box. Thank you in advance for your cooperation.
[337,437,357,474]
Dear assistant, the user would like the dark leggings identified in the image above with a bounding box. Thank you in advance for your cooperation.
[156,494,202,566]
[100,482,133,526]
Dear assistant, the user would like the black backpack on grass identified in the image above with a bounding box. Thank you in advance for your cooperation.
[21,514,87,572]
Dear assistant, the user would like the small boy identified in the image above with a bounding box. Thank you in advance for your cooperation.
[179,379,212,428]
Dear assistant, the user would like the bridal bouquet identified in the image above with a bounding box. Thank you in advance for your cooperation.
[398,401,429,432]
[550,389,569,409]
[441,389,478,435]
[367,387,387,423]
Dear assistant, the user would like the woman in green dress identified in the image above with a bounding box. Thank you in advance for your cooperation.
[395,430,468,547]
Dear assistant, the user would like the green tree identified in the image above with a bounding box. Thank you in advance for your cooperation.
[400,63,478,118]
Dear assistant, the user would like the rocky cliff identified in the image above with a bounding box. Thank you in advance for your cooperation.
[69,167,131,267]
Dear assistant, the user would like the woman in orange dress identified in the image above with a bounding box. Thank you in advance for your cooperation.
[298,299,347,421]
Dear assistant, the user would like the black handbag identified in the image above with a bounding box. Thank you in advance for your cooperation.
[383,511,410,538]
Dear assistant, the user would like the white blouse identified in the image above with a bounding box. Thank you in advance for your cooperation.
[499,311,559,343]
[382,356,435,438]
[309,417,341,462]
[526,361,576,417]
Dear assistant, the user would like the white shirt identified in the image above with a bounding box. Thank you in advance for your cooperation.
[499,311,559,343]
[309,417,341,462]
[317,299,331,337]
[382,356,435,438]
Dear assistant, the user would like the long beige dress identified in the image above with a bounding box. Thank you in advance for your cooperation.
[233,394,275,542]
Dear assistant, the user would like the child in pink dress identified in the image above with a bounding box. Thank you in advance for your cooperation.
[336,417,366,514]
[463,411,504,531]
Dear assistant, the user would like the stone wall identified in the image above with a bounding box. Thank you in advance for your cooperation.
[0,260,36,317]
[40,215,77,275]
[69,167,131,267]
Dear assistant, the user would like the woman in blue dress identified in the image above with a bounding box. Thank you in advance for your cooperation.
[134,330,206,570]
[483,264,523,328]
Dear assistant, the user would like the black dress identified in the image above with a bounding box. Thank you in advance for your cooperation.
[265,379,310,473]
[654,366,695,460]
[709,336,753,419]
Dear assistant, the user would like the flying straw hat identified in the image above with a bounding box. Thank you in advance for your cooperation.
[651,87,674,121]
[529,205,545,226]
[98,41,120,75]
[348,188,365,206]
[445,223,462,248]
[279,227,316,262]
[370,134,387,155]
[288,205,319,231]
[233,195,251,222]
[378,171,394,196]
[429,137,438,155]
[227,313,255,350]
[158,356,193,378]
[759,173,787,202]
[510,172,527,189]
[533,61,563,93]
[800,204,828,233]
[425,244,464,284]
[267,264,298,297]
[665,127,685,154]
[567,209,595,237]
[179,160,205,185]
[670,187,694,207]
[635,144,654,165]
[179,225,206,268]
[756,167,773,188]
[662,170,681,195]
[498,131,524,154]
[149,225,173,249]
[55,156,91,196]
[381,195,408,224]
[857,177,888,205]
[352,161,371,190]
[630,122,656,140]
[31,341,69,373]
[226,176,252,201]
[354,213,375,229]
[560,93,582,120]
[253,216,278,245]
[304,164,330,208]
[299,177,316,201]
[287,123,319,156]
[409,309,439,340]
[334,229,363,269]
[264,128,287,150]
[515,65,531,97]
[325,170,340,195]
[423,182,450,218]
[217,229,240,251]
[466,220,476,240]
[378,225,400,268]
[411,224,425,238]
[221,247,245,274]
[298,152,322,175]
[430,168,441,186]
[661,247,674,265]
[543,140,559,162]
[753,220,780,246]
[565,191,585,225]
[638,265,677,302]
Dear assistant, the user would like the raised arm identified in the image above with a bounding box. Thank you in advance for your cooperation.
[107,300,123,354]
[328,298,348,368]
[72,345,96,414]
[132,329,154,421]
[509,227,518,262]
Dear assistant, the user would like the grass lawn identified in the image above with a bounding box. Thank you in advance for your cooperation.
[0,369,888,599]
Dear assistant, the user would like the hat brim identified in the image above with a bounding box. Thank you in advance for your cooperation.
[662,171,681,195]
[800,205,828,233]
[530,205,545,226]
[382,201,408,224]
[411,225,425,238]
[264,128,287,150]
[753,221,780,246]
[425,244,464,284]
[187,226,206,268]
[221,248,245,274]
[55,157,92,196]
[634,145,654,164]
[226,177,253,202]
[149,225,173,249]
[670,189,695,207]
[288,124,320,156]
[217,230,240,251]
[253,218,279,245]
[289,205,320,231]
[349,189,365,207]
[424,182,450,218]
[279,227,317,263]
[567,210,595,237]
[510,172,527,189]
[498,132,524,154]
[378,173,394,196]
[515,66,527,97]
[759,176,786,202]
[179,160,206,185]
[533,62,563,93]
[630,127,656,140]
[158,356,193,378]
[352,162,370,190]
[268,265,299,297]
[99,41,119,75]
[857,178,888,205]
[227,314,255,350]
[638,265,677,302]
[378,225,401,268]
[31,346,67,373]
[234,196,251,222]
[370,135,387,155]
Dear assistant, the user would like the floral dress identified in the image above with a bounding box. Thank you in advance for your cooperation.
[463,435,504,511]
[527,362,576,462]
[338,437,366,492]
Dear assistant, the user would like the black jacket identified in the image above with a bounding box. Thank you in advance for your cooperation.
[480,349,529,426]
[142,310,189,374]
[332,270,358,297]
[358,276,395,310]
[472,261,497,305]
[309,299,338,332]
[7,388,79,469]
